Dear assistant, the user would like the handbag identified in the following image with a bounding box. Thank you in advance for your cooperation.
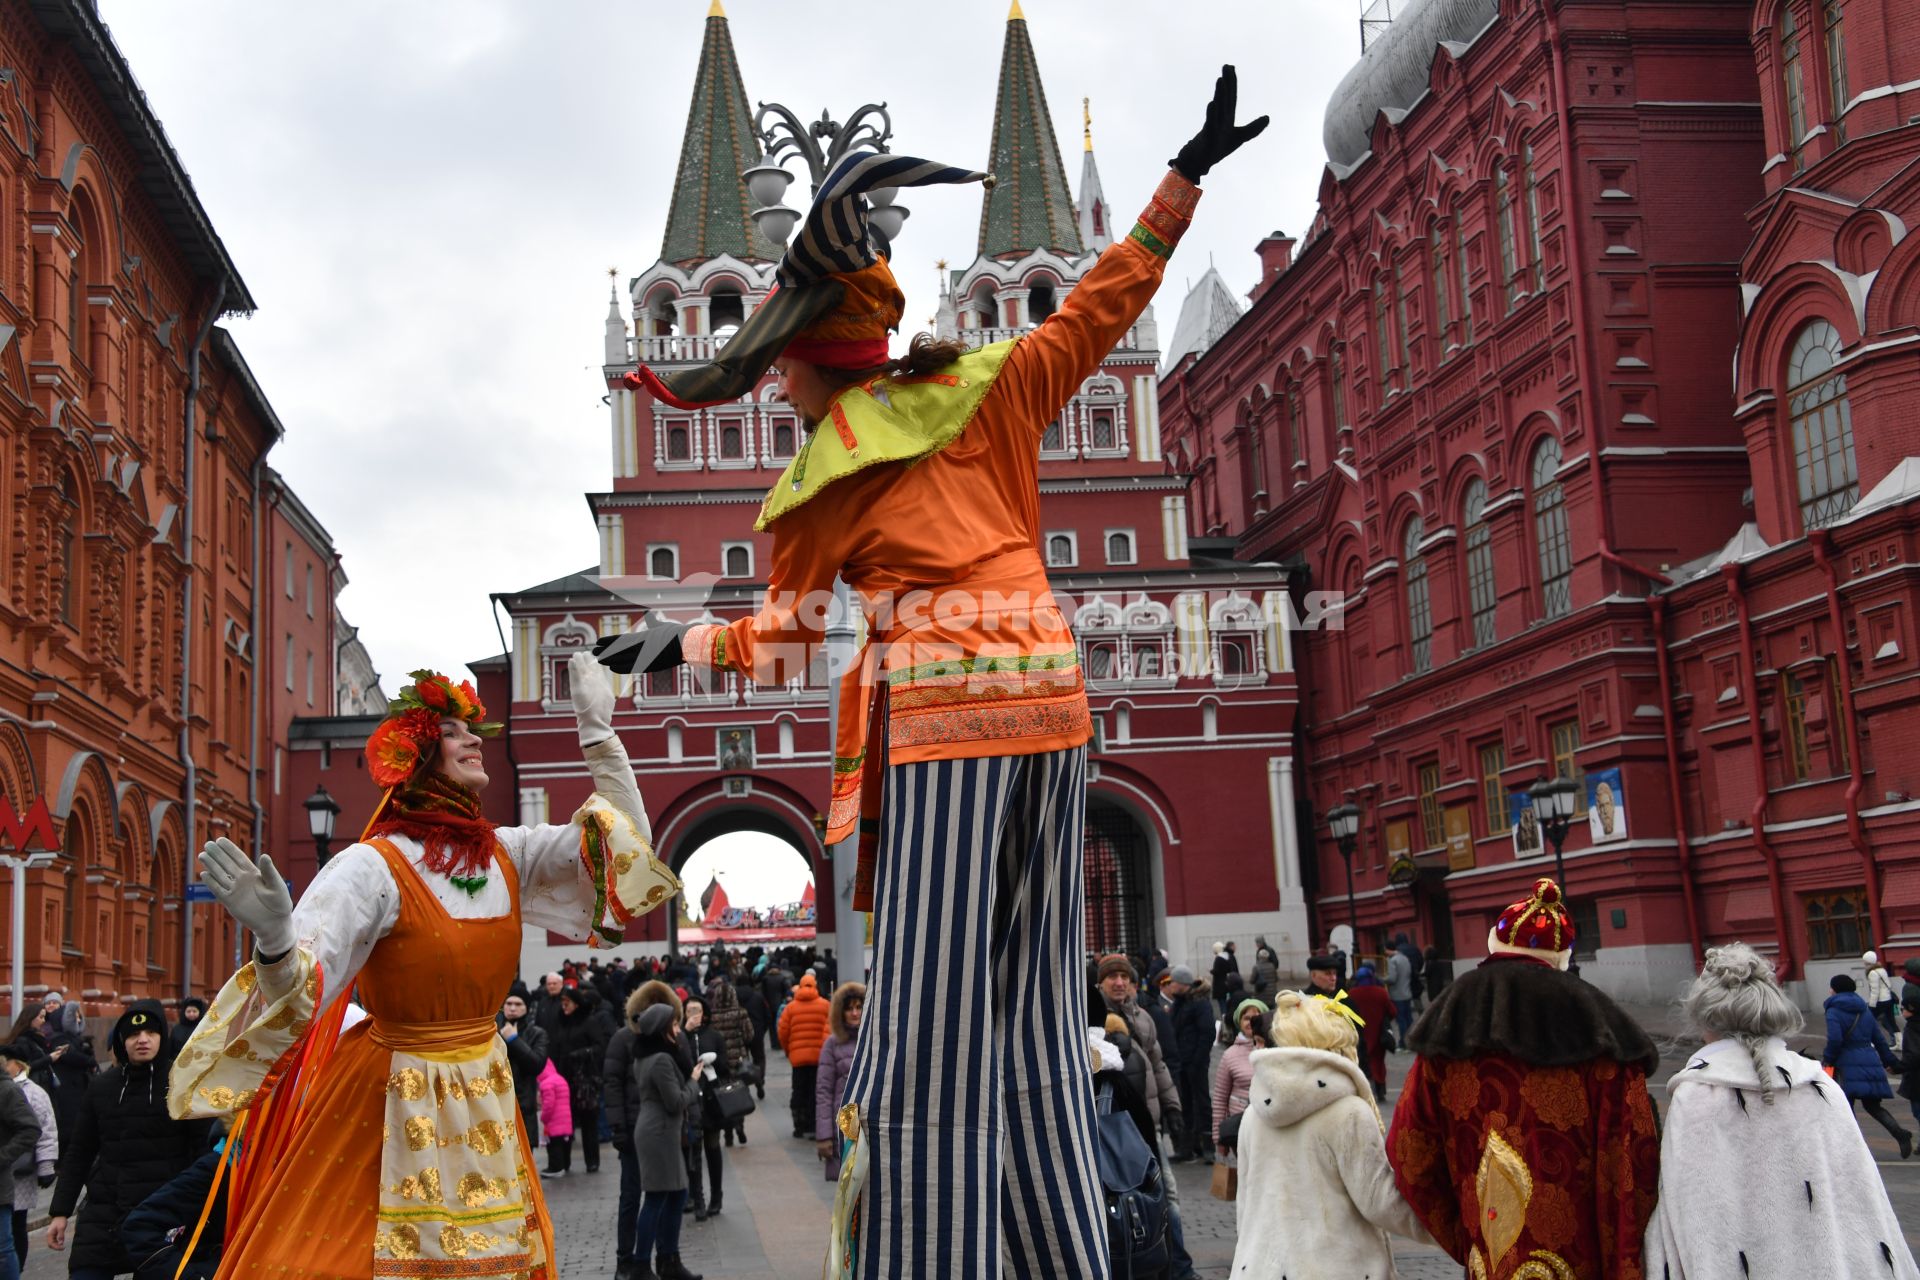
[1217,1111,1243,1150]
[1210,1159,1237,1201]
[711,1077,756,1123]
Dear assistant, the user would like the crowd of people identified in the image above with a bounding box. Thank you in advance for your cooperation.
[2,897,1918,1278]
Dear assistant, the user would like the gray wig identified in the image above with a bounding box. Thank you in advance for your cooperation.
[1682,941,1804,1104]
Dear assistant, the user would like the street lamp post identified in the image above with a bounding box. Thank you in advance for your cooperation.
[1327,803,1362,956]
[305,783,342,869]
[743,101,908,249]
[1527,775,1581,893]
[2,848,56,1018]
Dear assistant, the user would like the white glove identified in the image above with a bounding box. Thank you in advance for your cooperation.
[197,837,295,958]
[571,651,617,748]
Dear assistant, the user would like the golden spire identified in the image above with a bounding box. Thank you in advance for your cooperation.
[1008,0,1025,20]
[1083,97,1092,152]
[708,0,725,16]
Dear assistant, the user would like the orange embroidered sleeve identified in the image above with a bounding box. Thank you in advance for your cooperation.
[682,506,849,686]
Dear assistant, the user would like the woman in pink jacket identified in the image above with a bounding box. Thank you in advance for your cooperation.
[815,982,866,1179]
[1212,998,1271,1154]
[537,1057,574,1177]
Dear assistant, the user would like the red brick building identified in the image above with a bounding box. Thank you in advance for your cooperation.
[485,5,1310,980]
[0,1,354,1018]
[1158,0,1920,1004]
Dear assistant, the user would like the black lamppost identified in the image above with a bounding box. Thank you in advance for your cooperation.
[1527,775,1581,892]
[305,783,341,868]
[1328,803,1362,951]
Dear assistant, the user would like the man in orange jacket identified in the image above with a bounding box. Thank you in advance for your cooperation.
[601,68,1265,1278]
[777,972,832,1139]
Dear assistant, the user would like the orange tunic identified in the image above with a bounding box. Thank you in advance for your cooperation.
[210,841,554,1280]
[682,172,1202,866]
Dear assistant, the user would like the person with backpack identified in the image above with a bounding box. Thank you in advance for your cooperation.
[1230,991,1430,1280]
[1087,983,1169,1279]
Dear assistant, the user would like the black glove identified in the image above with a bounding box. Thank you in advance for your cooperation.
[593,620,688,675]
[1170,65,1269,184]
[37,1173,53,1188]
[1164,1111,1185,1147]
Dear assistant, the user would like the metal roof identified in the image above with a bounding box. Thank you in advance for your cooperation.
[1162,265,1246,370]
[977,10,1082,259]
[659,8,776,266]
[33,0,256,313]
[1321,0,1499,168]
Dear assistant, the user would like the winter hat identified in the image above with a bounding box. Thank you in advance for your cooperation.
[110,999,167,1063]
[1486,877,1576,971]
[1097,954,1136,984]
[1831,974,1857,993]
[635,1003,676,1038]
[1233,997,1270,1028]
[1212,941,1226,955]
[1306,953,1342,973]
[0,1042,31,1066]
[506,980,531,1002]
[1864,950,1880,967]
[1168,965,1196,986]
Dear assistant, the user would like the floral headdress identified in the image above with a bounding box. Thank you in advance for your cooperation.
[366,670,501,789]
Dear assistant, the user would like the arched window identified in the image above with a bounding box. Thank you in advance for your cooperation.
[648,546,677,579]
[1454,212,1475,343]
[1523,143,1546,293]
[1246,416,1267,508]
[61,815,84,947]
[1046,533,1076,567]
[1403,516,1432,674]
[772,422,796,457]
[1373,275,1397,394]
[666,424,691,462]
[1105,531,1134,564]
[1787,319,1858,530]
[1429,223,1453,352]
[1393,257,1412,375]
[719,423,744,460]
[1286,387,1306,482]
[1783,4,1808,171]
[57,472,79,626]
[1496,161,1523,310]
[724,544,751,578]
[1463,479,1497,649]
[1531,437,1572,618]
[1028,280,1057,323]
[1089,409,1117,451]
[1824,0,1848,144]
[1329,344,1350,436]
[1042,418,1065,453]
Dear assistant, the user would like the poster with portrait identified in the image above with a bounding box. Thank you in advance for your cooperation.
[1385,819,1417,885]
[1509,790,1544,859]
[1586,767,1627,844]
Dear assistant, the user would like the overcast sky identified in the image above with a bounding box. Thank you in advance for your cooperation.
[98,0,1361,691]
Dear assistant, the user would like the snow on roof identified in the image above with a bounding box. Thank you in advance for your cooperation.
[1163,265,1246,371]
[1843,456,1920,523]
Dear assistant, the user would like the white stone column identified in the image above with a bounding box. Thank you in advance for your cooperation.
[1268,755,1313,977]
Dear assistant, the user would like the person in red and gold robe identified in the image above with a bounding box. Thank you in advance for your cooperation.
[1386,878,1662,1280]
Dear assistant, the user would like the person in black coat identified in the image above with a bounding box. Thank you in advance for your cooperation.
[548,986,615,1174]
[45,1002,98,1160]
[737,980,771,1101]
[120,1140,231,1280]
[47,1000,214,1279]
[1165,968,1216,1163]
[497,985,549,1145]
[165,999,208,1055]
[681,995,733,1221]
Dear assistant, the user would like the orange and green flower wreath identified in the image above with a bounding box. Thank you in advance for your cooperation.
[366,670,502,789]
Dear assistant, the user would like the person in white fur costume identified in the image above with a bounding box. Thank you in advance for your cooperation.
[1230,990,1430,1280]
[1643,942,1919,1279]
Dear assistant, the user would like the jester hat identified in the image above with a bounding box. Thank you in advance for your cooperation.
[622,151,992,410]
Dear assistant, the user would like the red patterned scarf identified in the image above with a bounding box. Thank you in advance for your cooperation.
[366,773,497,881]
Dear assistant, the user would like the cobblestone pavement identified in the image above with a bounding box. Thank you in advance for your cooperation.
[20,1036,1920,1278]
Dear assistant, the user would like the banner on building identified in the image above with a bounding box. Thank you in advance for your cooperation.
[1587,767,1626,844]
[1385,819,1417,886]
[1445,804,1475,872]
[1510,790,1544,859]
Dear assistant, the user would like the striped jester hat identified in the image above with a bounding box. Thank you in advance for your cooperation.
[622,151,992,410]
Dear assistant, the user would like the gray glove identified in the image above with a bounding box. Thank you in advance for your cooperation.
[197,837,295,958]
[570,652,617,748]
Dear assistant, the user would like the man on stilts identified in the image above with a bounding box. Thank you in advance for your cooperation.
[599,67,1265,1278]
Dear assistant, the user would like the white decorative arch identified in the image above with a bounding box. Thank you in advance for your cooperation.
[1076,595,1123,631]
[1209,591,1261,629]
[542,615,596,648]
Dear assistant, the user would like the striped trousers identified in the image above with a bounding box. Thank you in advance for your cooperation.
[843,744,1110,1279]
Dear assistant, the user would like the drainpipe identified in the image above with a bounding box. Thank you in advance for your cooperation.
[178,279,226,998]
[1722,562,1796,980]
[1647,594,1704,965]
[1541,3,1641,601]
[1809,530,1883,948]
[246,459,268,909]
